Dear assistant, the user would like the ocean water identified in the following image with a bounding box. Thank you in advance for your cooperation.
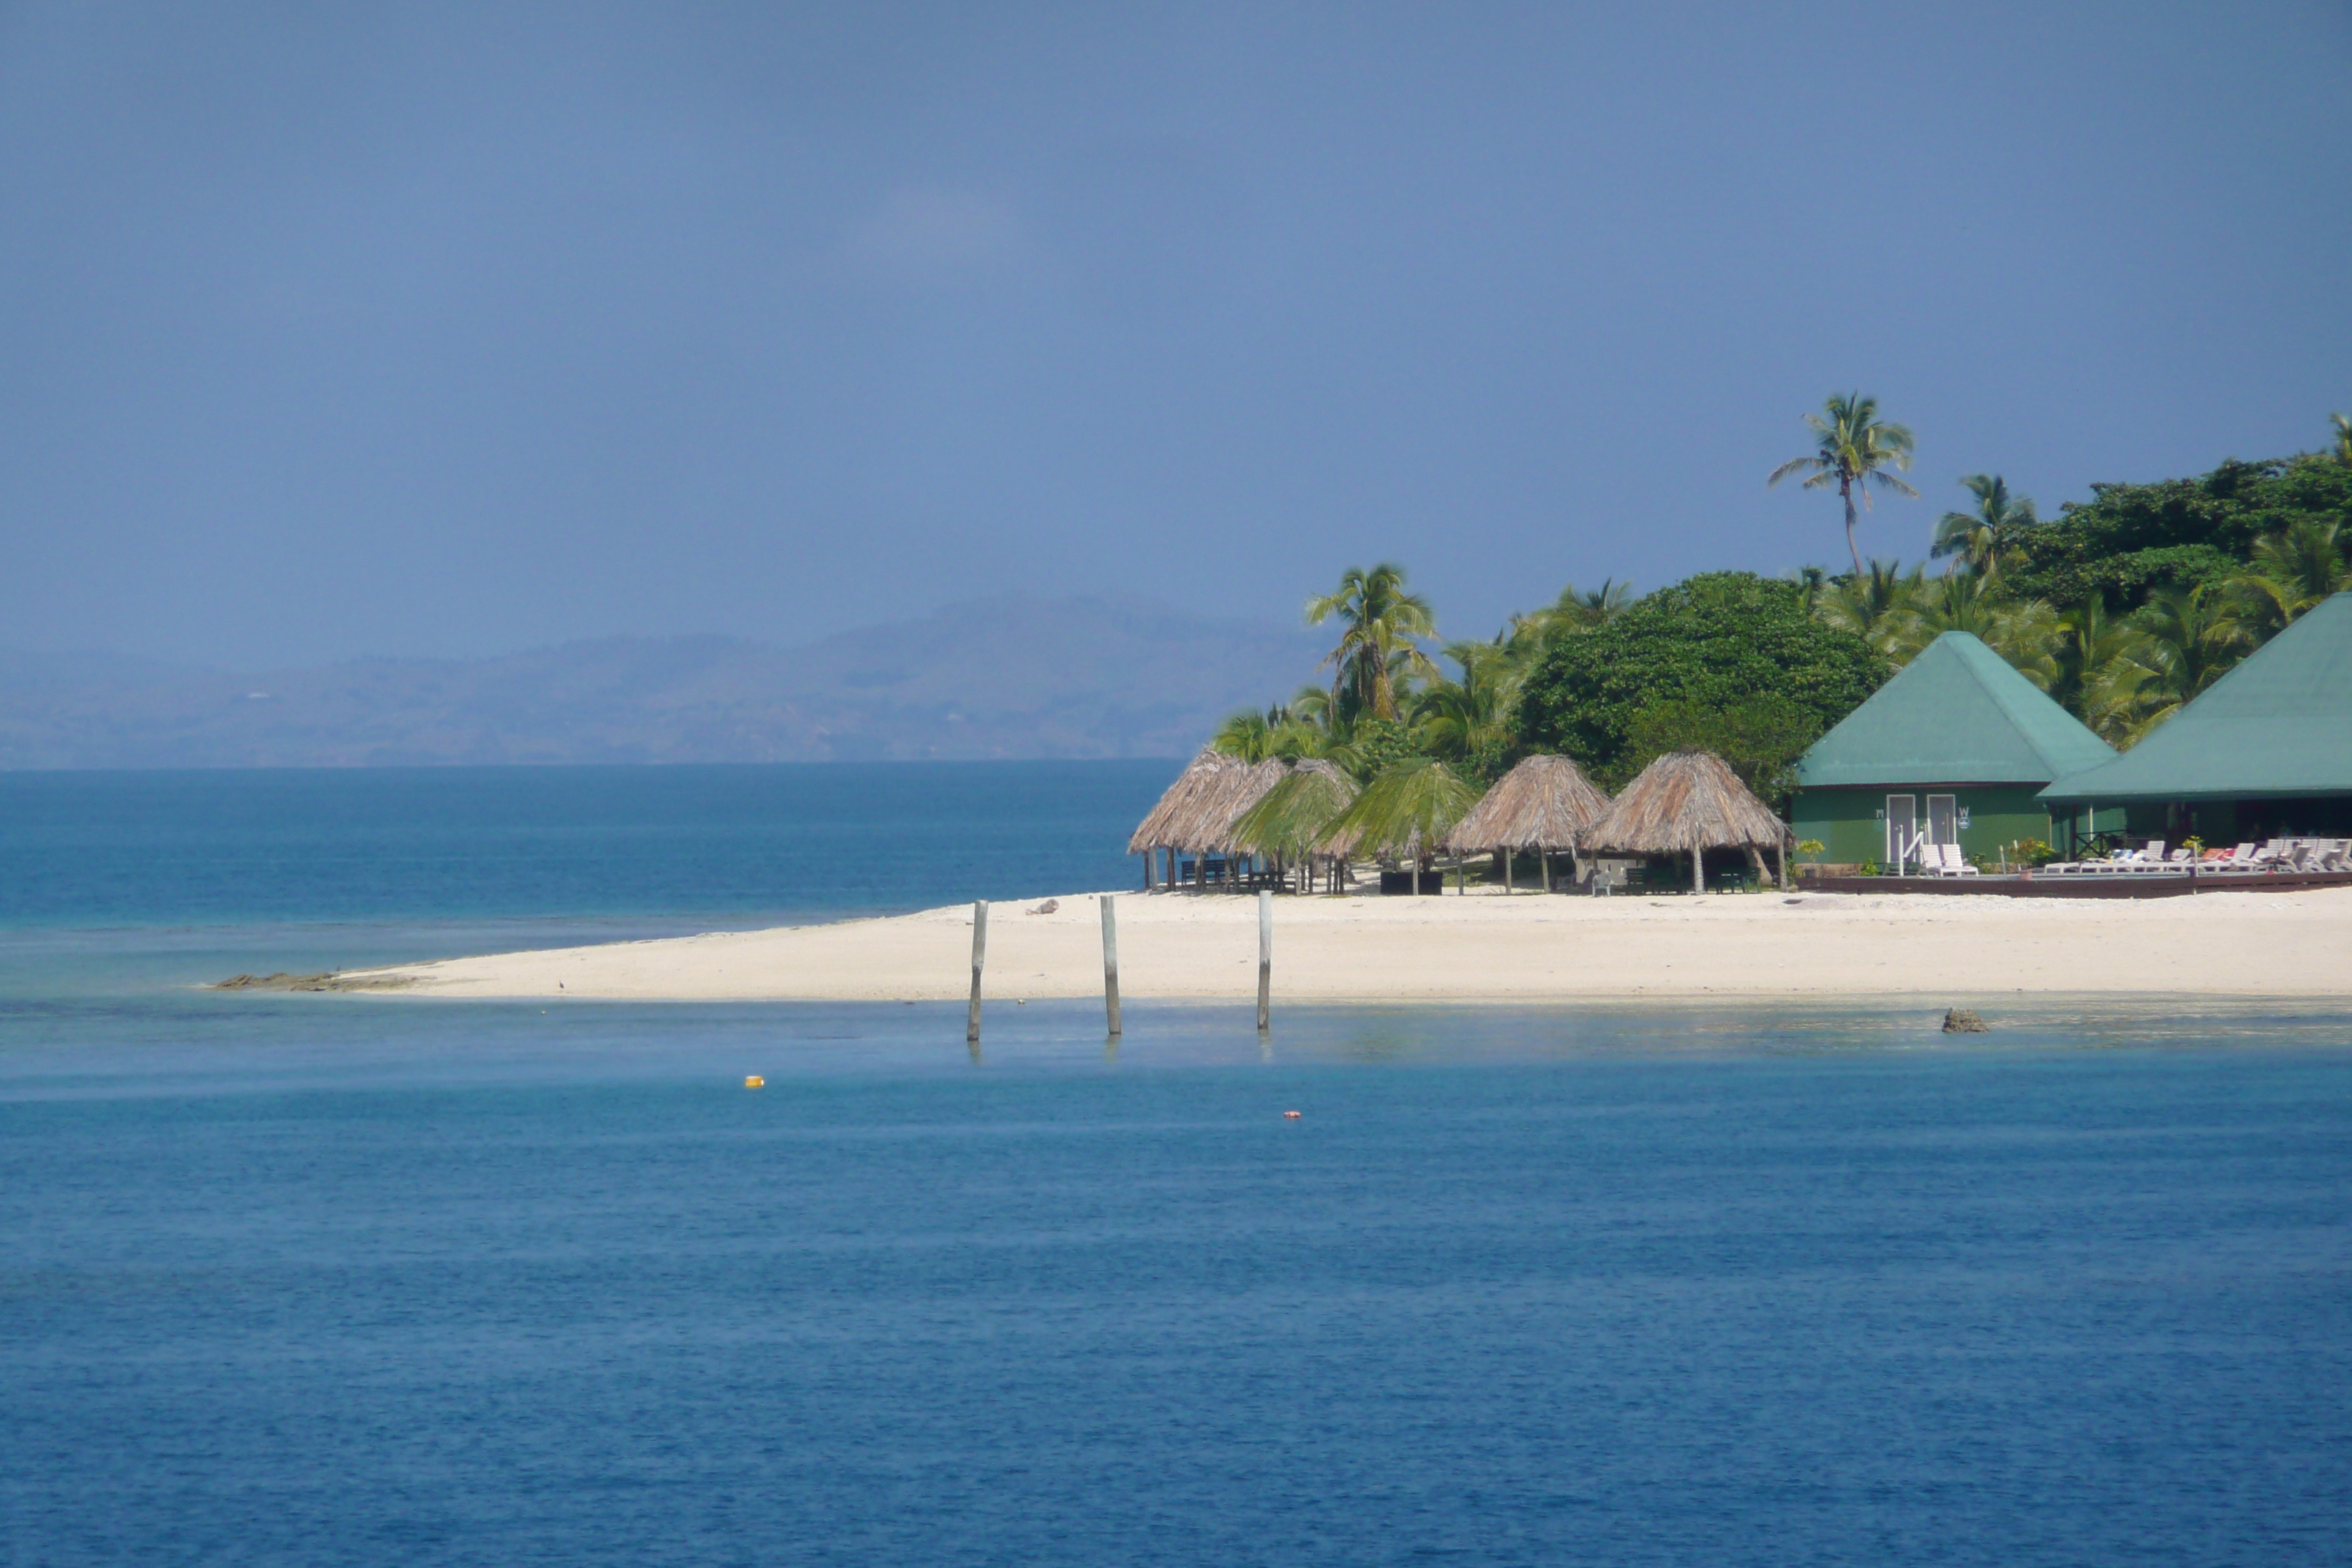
[3,765,2349,1566]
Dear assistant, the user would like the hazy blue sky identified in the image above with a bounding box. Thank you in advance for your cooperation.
[2,2,2345,668]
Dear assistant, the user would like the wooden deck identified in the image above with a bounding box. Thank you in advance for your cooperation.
[1799,868,2352,899]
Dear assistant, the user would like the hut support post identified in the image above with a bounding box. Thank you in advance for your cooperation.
[1256,890,1272,1031]
[1101,895,1122,1037]
[1692,848,1704,894]
[967,900,988,1044]
[1541,851,1550,893]
[1777,841,1790,890]
[1502,848,1512,894]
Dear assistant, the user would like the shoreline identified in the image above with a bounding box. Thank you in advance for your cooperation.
[323,885,2352,1004]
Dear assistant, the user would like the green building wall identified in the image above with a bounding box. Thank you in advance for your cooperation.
[1791,784,2124,867]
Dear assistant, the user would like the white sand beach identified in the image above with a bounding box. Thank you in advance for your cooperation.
[349,886,2352,1003]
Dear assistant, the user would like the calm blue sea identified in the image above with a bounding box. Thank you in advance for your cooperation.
[4,764,2349,1566]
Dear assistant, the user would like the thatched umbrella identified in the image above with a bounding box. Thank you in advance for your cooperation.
[1576,748,1790,893]
[1196,757,1289,868]
[1127,750,1289,889]
[1442,755,1612,892]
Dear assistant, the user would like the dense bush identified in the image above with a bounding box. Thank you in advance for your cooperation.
[1618,692,1821,808]
[1514,572,1889,791]
[2003,454,2351,609]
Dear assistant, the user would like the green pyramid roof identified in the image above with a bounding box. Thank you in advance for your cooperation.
[2042,592,2352,804]
[1796,631,2117,789]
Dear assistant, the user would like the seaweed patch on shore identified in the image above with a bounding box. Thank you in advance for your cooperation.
[211,971,415,992]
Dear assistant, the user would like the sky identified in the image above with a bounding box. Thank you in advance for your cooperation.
[1,1,2346,669]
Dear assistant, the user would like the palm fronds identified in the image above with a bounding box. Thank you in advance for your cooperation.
[1317,759,1481,862]
[1931,473,2038,576]
[1228,760,1359,860]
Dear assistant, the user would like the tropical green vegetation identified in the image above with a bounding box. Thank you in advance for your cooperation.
[1209,410,2351,815]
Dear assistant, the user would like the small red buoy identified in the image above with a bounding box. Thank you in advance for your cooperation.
[1283,1109,1302,1120]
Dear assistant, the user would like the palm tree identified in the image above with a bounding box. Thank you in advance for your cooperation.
[2054,596,2141,743]
[1501,578,1632,660]
[2231,517,2352,640]
[1411,639,1520,767]
[1319,759,1482,893]
[1305,562,1440,722]
[1888,568,2060,685]
[1931,474,2038,577]
[1768,393,1920,577]
[2332,412,2351,466]
[2114,585,2250,742]
[1812,558,1924,652]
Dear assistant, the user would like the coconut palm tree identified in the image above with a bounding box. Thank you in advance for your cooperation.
[2114,585,2250,742]
[1411,639,1520,768]
[2054,596,2141,743]
[1319,759,1482,893]
[1931,474,2038,577]
[1768,393,1921,577]
[2230,516,2351,639]
[1501,578,1632,661]
[1888,568,2060,685]
[1305,562,1440,723]
[1812,559,1925,652]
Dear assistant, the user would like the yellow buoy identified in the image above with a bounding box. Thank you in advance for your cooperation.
[745,1075,765,1089]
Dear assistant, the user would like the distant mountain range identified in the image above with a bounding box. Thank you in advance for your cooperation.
[0,595,1331,768]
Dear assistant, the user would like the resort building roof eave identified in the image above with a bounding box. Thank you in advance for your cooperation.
[2039,593,2352,806]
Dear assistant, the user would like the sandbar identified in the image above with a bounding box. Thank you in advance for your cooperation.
[342,886,2352,1003]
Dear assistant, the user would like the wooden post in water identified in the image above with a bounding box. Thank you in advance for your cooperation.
[1100,894,1122,1037]
[1256,890,1272,1032]
[967,900,988,1043]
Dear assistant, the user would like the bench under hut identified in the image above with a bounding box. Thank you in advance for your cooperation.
[1577,748,1791,893]
[1442,755,1613,892]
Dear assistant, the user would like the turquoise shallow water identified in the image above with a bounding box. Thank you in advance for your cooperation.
[3,765,2349,1564]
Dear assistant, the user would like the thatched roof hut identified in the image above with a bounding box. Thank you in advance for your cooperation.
[1444,755,1611,852]
[1128,747,1236,855]
[1128,751,1289,887]
[1197,758,1288,854]
[1578,749,1790,892]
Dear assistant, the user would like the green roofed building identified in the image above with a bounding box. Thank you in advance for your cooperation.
[1792,631,2117,867]
[2041,592,2352,846]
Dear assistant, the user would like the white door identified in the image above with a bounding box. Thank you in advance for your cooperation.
[1885,794,1916,866]
[1927,794,1959,848]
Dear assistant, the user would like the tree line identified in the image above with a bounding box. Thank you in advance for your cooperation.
[1215,402,2352,813]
